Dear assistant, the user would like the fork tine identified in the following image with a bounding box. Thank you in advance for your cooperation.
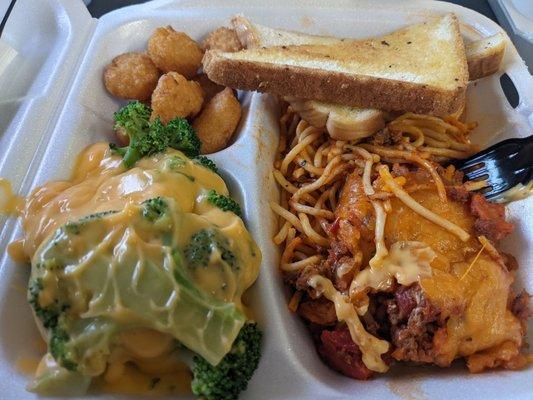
[454,159,483,170]
[464,168,489,180]
[452,135,533,202]
[484,181,515,199]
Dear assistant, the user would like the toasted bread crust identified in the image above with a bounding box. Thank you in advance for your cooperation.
[203,51,466,116]
[468,52,503,81]
[468,53,503,80]
[466,33,506,80]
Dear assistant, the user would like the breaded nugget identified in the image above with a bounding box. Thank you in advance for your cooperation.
[151,72,204,124]
[147,26,203,78]
[192,73,226,103]
[193,88,241,154]
[103,52,160,100]
[202,27,243,52]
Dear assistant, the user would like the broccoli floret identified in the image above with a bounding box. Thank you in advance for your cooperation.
[157,117,201,158]
[167,155,186,170]
[28,279,77,371]
[111,102,201,167]
[29,279,60,329]
[50,327,77,371]
[111,101,151,167]
[191,322,262,400]
[206,190,242,217]
[184,229,237,270]
[141,197,168,221]
[194,156,219,175]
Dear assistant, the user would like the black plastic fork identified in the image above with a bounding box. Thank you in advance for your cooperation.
[452,135,533,201]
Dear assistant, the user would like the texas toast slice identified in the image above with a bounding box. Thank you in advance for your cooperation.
[203,14,469,116]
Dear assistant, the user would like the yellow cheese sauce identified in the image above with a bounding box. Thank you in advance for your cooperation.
[7,239,27,263]
[19,143,228,258]
[15,357,41,375]
[0,178,24,215]
[93,363,192,396]
[92,329,192,396]
[9,142,261,395]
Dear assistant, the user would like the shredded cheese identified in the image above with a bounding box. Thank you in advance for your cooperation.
[459,241,487,281]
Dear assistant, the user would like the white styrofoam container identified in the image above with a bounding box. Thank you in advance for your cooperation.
[0,0,532,399]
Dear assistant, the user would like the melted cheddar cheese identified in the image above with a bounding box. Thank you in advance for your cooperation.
[386,187,523,366]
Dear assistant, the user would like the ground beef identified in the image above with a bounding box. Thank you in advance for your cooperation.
[325,240,357,292]
[298,297,337,326]
[293,263,331,296]
[448,185,470,203]
[372,127,402,145]
[384,284,444,364]
[470,193,514,242]
[318,324,374,380]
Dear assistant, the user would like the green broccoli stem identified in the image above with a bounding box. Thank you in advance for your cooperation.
[122,146,142,168]
[109,143,126,157]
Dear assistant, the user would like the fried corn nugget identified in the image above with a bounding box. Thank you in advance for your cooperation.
[147,26,203,78]
[202,27,243,52]
[151,72,204,124]
[192,73,226,103]
[193,88,241,154]
[103,52,160,100]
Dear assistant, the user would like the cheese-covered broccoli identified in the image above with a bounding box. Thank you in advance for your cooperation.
[27,196,261,396]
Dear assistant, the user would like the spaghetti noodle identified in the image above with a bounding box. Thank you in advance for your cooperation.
[271,106,477,274]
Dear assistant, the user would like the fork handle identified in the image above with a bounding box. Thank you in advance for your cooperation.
[516,135,533,167]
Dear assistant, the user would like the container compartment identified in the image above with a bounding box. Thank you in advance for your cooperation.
[0,1,531,399]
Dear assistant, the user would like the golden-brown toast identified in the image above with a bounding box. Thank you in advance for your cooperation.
[204,14,469,116]
[232,15,505,82]
[226,16,502,137]
[466,32,506,80]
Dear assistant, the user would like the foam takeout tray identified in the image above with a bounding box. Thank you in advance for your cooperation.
[0,0,532,398]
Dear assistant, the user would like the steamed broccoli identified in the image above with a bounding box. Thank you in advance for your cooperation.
[194,156,219,175]
[29,278,61,329]
[110,102,201,167]
[28,279,76,371]
[141,197,168,222]
[191,322,262,400]
[50,327,77,372]
[151,117,201,158]
[110,101,151,167]
[184,228,237,270]
[207,190,242,217]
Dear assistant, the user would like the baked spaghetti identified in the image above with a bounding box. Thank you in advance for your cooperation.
[271,105,530,378]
